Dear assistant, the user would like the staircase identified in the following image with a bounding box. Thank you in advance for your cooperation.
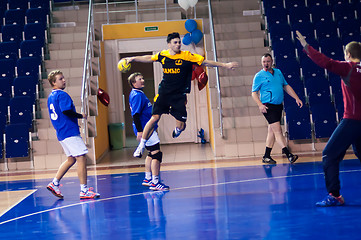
[32,5,96,170]
[203,0,277,158]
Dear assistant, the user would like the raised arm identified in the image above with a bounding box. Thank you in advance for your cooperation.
[125,55,154,63]
[202,59,239,70]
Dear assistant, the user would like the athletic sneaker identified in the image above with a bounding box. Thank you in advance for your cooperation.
[316,193,345,207]
[172,126,185,138]
[149,182,170,191]
[133,144,145,158]
[47,182,64,199]
[262,156,277,164]
[288,154,299,163]
[80,187,100,199]
[142,178,152,186]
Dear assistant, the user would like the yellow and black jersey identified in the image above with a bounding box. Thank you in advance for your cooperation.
[151,50,204,94]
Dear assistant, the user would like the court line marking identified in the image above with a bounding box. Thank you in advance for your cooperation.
[0,190,37,218]
[1,169,360,225]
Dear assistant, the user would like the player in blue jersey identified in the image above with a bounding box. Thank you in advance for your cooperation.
[128,72,169,191]
[252,53,303,164]
[46,70,100,199]
[123,32,239,158]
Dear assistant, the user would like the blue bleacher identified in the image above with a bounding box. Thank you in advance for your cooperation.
[5,123,30,158]
[285,105,312,140]
[311,103,338,138]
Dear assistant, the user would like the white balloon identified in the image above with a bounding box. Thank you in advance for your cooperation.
[188,0,198,7]
[178,0,190,10]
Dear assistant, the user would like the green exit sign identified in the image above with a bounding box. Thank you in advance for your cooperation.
[145,26,159,32]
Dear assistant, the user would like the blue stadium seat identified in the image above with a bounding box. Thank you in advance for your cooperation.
[276,58,301,80]
[285,0,307,9]
[0,77,13,99]
[328,72,342,94]
[20,40,43,59]
[0,130,3,159]
[29,0,51,13]
[308,90,332,106]
[13,76,38,103]
[315,20,339,41]
[333,3,356,21]
[284,94,306,111]
[272,40,297,62]
[4,9,26,29]
[26,8,48,30]
[299,53,325,78]
[263,0,285,14]
[1,24,24,48]
[311,103,337,138]
[269,23,293,43]
[285,105,312,140]
[304,74,330,94]
[16,57,41,79]
[288,6,311,26]
[334,91,344,121]
[5,123,30,158]
[0,59,16,78]
[319,37,344,60]
[0,41,19,60]
[24,23,46,46]
[338,19,361,44]
[8,0,29,10]
[310,5,334,24]
[265,7,288,28]
[9,96,34,128]
[307,0,328,8]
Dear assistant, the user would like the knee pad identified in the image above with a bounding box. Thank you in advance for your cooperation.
[150,151,163,163]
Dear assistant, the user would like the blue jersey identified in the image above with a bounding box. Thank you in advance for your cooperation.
[129,89,155,135]
[47,89,80,141]
[252,68,288,105]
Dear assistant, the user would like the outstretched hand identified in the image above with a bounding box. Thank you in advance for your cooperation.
[295,31,307,47]
[225,62,239,70]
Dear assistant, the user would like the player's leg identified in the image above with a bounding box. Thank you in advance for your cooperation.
[316,119,361,206]
[142,155,153,186]
[47,156,76,199]
[134,114,161,158]
[263,124,276,164]
[170,93,187,138]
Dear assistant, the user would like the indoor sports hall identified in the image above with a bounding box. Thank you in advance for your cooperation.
[1,0,361,239]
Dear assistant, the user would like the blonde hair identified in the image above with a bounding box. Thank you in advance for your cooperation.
[128,72,143,88]
[48,70,63,87]
[345,41,361,60]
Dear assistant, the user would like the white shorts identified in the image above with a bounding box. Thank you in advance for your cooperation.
[59,136,88,157]
[145,130,160,147]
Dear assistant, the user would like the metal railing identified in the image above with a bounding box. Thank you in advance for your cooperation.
[207,0,223,138]
[80,0,96,144]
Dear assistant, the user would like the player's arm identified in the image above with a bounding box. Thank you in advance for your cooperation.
[63,110,87,119]
[125,55,153,63]
[202,59,239,70]
[251,91,268,113]
[283,85,303,108]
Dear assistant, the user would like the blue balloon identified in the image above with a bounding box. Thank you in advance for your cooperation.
[191,29,203,45]
[182,33,192,45]
[185,19,197,33]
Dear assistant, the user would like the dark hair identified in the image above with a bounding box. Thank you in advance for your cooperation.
[262,53,273,60]
[48,70,63,87]
[345,41,361,59]
[167,32,180,43]
[128,72,143,88]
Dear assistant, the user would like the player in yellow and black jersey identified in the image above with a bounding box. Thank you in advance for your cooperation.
[124,32,239,158]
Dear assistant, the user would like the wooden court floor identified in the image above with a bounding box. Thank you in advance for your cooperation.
[0,143,361,239]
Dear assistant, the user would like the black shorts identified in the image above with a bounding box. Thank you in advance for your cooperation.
[262,103,283,124]
[152,93,187,122]
[145,142,160,152]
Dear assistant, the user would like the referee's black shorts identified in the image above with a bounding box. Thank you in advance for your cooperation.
[152,93,187,122]
[262,103,283,124]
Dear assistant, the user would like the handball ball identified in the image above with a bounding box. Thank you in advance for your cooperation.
[117,59,131,73]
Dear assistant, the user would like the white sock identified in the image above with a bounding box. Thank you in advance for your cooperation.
[152,175,159,184]
[81,184,88,192]
[145,172,151,180]
[53,178,59,186]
